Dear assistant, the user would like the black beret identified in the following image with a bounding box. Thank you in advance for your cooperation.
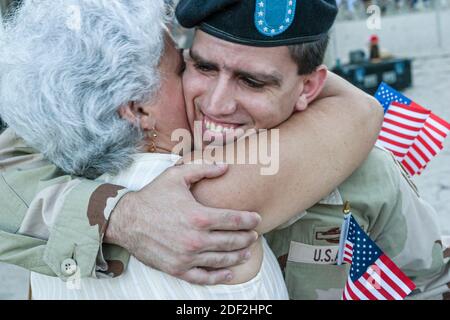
[176,0,338,47]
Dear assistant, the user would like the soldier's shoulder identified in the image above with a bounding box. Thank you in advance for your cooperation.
[351,146,401,184]
[338,146,402,200]
[363,146,398,168]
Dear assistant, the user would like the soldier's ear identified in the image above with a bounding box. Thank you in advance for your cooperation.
[295,65,328,112]
[294,94,308,112]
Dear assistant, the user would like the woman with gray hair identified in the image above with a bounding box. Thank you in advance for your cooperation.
[0,0,166,178]
[0,0,382,299]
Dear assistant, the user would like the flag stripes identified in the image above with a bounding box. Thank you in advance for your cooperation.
[340,214,416,300]
[377,102,430,161]
[374,83,449,176]
[343,242,353,264]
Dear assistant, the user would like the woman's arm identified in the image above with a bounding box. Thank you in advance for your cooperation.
[187,73,384,234]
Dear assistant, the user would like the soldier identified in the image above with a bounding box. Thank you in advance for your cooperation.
[0,0,381,292]
[174,0,450,299]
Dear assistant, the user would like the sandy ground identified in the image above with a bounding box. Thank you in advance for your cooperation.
[329,7,450,62]
[1,8,450,300]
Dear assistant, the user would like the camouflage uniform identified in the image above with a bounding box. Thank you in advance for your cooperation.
[0,129,130,280]
[2,128,450,299]
[266,146,450,300]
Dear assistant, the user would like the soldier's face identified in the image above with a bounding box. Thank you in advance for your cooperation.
[183,30,308,145]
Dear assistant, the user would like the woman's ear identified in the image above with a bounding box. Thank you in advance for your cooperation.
[295,65,328,112]
[118,102,139,124]
[119,102,155,131]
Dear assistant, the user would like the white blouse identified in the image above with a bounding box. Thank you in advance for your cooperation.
[31,153,288,300]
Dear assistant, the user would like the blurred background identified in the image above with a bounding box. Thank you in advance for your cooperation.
[1,0,449,299]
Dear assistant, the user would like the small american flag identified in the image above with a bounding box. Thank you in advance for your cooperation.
[338,210,416,300]
[375,82,411,113]
[376,101,430,161]
[374,83,450,176]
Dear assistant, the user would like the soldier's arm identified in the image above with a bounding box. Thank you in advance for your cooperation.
[189,73,384,233]
[0,129,129,279]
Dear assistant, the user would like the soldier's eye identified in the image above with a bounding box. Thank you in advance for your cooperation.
[241,77,265,89]
[194,63,215,73]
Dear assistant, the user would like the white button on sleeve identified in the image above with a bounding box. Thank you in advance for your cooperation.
[61,258,78,276]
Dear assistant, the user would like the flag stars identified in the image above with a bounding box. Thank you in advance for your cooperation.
[258,20,263,25]
[258,11,264,16]
[259,1,264,7]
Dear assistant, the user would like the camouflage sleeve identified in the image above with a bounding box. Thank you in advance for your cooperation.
[369,150,450,300]
[0,129,130,280]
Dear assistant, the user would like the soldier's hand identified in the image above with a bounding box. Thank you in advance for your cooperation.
[105,163,261,285]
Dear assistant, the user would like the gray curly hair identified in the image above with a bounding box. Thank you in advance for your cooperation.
[0,0,168,178]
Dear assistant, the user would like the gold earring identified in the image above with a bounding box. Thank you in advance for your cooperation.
[148,127,158,153]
